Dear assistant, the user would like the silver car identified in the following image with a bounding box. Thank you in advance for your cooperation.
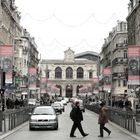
[29,106,58,130]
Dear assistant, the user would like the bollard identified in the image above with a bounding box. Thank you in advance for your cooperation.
[0,110,2,131]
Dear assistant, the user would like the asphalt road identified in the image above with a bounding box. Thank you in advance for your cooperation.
[0,103,138,140]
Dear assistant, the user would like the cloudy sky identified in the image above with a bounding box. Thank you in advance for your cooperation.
[15,0,129,59]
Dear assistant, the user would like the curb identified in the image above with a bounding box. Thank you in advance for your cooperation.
[109,121,140,140]
[0,122,28,140]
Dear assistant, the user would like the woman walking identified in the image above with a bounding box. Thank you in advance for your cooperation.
[98,101,111,137]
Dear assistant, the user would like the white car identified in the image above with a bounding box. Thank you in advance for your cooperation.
[29,106,58,130]
[61,99,67,105]
[28,99,36,106]
[51,102,62,114]
[54,101,65,112]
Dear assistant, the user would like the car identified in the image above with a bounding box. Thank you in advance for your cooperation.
[73,99,85,112]
[54,101,65,112]
[28,98,36,106]
[29,106,58,130]
[61,99,67,105]
[51,102,62,114]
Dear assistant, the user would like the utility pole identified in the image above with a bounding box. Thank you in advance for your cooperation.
[0,69,5,111]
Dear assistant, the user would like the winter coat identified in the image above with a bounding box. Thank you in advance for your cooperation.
[70,106,83,122]
[98,106,108,124]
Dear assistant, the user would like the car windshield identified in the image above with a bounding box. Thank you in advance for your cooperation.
[33,107,55,115]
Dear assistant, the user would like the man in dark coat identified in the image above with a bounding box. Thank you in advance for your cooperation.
[98,101,111,137]
[70,101,88,137]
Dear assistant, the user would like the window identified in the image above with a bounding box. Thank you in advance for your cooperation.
[47,71,49,78]
[118,79,121,87]
[77,67,84,79]
[66,67,73,79]
[55,67,62,79]
[124,50,127,58]
[89,71,92,79]
[123,80,127,87]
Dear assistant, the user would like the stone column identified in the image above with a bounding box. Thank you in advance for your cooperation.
[72,84,77,97]
[73,69,77,80]
[61,84,66,97]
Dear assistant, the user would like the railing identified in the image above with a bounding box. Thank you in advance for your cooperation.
[0,107,34,133]
[85,104,136,133]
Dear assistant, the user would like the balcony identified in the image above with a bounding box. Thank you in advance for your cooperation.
[112,57,128,66]
[112,72,127,80]
[116,43,127,48]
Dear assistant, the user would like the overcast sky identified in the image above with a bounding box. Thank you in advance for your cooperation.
[15,0,129,59]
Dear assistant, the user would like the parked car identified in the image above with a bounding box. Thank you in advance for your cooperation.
[51,102,62,114]
[29,106,58,130]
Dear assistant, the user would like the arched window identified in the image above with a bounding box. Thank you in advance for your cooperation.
[55,67,62,79]
[77,67,84,78]
[89,70,93,79]
[66,67,73,79]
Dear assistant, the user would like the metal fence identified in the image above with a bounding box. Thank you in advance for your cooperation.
[0,107,34,133]
[85,104,136,134]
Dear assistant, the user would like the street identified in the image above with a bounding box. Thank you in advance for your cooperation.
[0,103,138,140]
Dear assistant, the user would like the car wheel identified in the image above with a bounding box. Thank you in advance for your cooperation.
[29,125,33,131]
[54,124,58,130]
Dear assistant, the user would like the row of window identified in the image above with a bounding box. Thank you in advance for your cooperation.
[47,67,93,79]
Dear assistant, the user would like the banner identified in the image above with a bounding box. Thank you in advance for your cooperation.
[0,45,14,84]
[0,45,13,57]
[5,72,13,84]
[128,45,140,85]
[28,67,36,89]
[92,77,99,94]
[40,77,47,93]
[103,67,112,92]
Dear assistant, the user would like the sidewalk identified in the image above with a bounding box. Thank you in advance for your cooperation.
[85,108,140,140]
[136,122,140,137]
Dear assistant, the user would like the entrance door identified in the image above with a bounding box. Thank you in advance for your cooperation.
[66,84,73,98]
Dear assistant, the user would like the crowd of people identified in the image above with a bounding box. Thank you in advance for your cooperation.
[5,98,28,109]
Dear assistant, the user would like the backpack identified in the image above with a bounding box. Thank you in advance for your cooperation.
[70,108,75,120]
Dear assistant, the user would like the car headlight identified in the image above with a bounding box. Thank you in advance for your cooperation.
[49,118,56,121]
[30,119,38,122]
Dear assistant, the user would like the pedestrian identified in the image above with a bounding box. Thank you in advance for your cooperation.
[98,101,111,137]
[70,101,88,138]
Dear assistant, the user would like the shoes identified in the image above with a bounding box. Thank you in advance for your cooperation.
[108,131,111,136]
[98,135,103,137]
[83,133,89,137]
[70,135,76,137]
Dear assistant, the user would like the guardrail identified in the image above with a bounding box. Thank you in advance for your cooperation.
[85,104,136,134]
[0,107,34,133]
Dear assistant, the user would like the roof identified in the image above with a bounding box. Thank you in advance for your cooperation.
[41,59,96,64]
[74,51,99,57]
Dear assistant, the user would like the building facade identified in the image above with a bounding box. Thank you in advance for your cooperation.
[100,21,128,100]
[40,48,98,98]
[0,0,40,103]
[127,0,140,99]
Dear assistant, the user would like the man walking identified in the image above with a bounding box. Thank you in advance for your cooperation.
[70,101,88,137]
